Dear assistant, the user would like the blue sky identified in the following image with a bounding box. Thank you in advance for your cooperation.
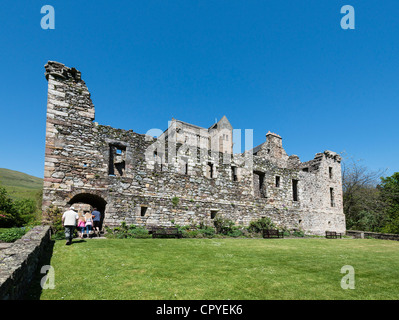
[0,0,398,178]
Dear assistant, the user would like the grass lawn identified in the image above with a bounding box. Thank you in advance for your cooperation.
[35,238,399,300]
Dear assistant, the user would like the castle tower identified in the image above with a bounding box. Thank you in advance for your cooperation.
[42,61,101,221]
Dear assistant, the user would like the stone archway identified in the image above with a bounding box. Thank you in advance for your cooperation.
[67,193,107,229]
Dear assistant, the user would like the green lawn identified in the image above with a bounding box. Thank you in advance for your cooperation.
[35,238,399,300]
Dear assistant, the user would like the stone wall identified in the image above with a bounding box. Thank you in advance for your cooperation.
[41,61,346,236]
[346,230,399,241]
[0,226,52,300]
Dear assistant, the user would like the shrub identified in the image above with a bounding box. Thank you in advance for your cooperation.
[52,231,66,240]
[248,217,276,233]
[44,205,63,234]
[213,217,235,235]
[199,225,216,237]
[227,227,244,238]
[0,227,29,243]
[14,198,37,215]
[0,188,21,227]
[105,223,151,239]
[127,225,151,238]
[292,230,305,237]
[0,211,16,228]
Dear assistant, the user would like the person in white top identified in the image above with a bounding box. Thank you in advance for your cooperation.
[62,206,79,245]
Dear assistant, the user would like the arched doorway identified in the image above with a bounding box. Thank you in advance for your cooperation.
[68,193,107,230]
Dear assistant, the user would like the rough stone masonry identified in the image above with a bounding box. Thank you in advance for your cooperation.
[41,61,346,235]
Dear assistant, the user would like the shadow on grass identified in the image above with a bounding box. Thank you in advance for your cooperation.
[23,237,87,300]
[24,239,55,300]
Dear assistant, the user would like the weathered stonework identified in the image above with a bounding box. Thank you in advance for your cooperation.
[42,61,346,235]
[0,226,52,300]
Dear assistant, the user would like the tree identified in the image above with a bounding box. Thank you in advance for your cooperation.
[0,187,20,227]
[341,156,387,231]
[379,172,399,233]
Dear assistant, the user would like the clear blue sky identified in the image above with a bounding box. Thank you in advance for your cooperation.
[0,0,398,178]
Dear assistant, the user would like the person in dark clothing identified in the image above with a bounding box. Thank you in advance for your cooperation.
[92,207,101,237]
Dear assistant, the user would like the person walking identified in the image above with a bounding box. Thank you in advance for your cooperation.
[92,207,101,237]
[62,206,79,245]
[77,212,86,239]
[84,211,93,238]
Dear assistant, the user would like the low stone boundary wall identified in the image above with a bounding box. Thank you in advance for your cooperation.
[346,230,399,241]
[0,225,52,300]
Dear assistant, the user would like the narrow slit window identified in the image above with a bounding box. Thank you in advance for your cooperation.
[206,162,214,178]
[330,188,335,207]
[292,179,299,201]
[329,167,333,179]
[275,176,280,187]
[232,166,238,181]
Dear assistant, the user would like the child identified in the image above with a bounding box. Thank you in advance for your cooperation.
[84,212,93,238]
[77,213,86,239]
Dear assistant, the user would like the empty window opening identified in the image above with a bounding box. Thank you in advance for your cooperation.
[140,206,148,217]
[185,162,188,175]
[206,162,214,178]
[211,210,218,219]
[253,171,266,198]
[109,144,126,176]
[329,167,333,179]
[330,188,335,207]
[232,166,238,181]
[153,151,164,172]
[292,179,299,201]
[275,176,280,187]
[302,167,309,172]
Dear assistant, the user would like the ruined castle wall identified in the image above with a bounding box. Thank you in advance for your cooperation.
[42,62,346,235]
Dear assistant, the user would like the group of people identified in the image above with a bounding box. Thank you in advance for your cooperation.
[61,206,101,245]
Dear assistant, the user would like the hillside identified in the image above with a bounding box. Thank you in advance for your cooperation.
[0,168,43,201]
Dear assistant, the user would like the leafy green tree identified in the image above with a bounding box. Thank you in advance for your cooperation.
[341,156,387,231]
[379,172,399,233]
[0,187,21,227]
[14,198,37,215]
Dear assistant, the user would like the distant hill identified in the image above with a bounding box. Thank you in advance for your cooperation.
[0,168,43,201]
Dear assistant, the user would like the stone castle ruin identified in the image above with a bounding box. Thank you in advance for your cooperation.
[42,61,346,235]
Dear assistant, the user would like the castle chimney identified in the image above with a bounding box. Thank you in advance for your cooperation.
[266,131,283,148]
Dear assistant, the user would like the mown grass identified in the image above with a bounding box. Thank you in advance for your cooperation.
[36,238,399,300]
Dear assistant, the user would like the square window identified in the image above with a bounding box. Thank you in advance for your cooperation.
[141,207,148,217]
